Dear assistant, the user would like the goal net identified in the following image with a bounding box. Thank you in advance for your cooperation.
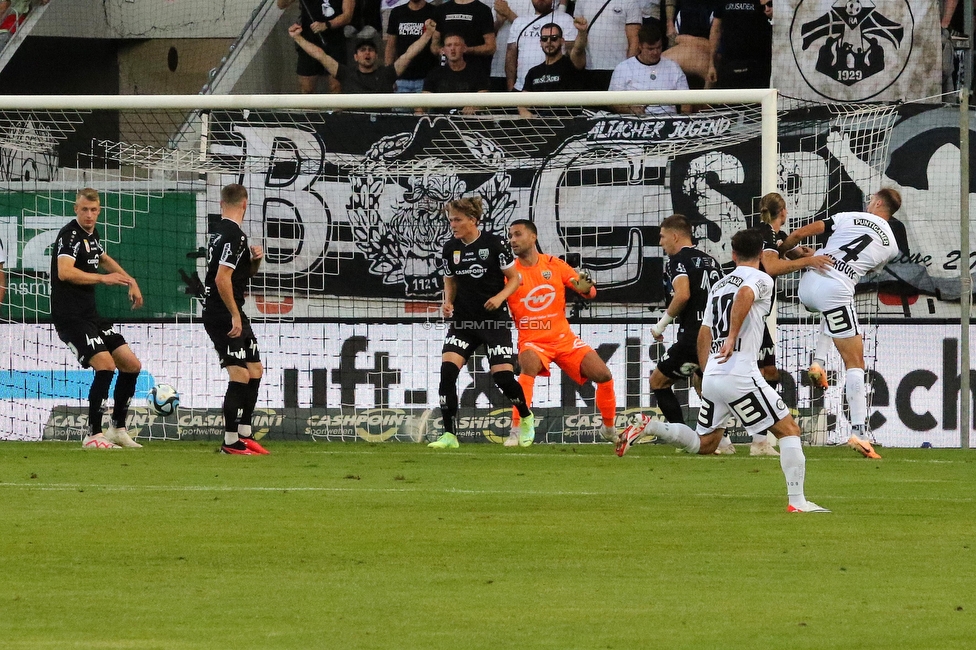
[1,91,964,446]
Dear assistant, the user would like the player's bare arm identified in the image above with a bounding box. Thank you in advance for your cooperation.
[441,275,457,318]
[249,245,264,277]
[780,220,826,255]
[485,265,521,311]
[716,286,754,363]
[760,249,833,277]
[651,274,689,341]
[100,253,144,309]
[394,19,437,76]
[215,265,242,338]
[57,255,128,288]
[697,325,712,372]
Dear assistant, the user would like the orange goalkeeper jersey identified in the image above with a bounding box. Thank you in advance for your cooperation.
[507,254,580,344]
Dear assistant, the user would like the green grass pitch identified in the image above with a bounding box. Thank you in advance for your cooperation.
[1,441,974,649]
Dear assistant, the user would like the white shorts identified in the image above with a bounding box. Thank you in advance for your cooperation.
[697,372,790,436]
[797,271,860,339]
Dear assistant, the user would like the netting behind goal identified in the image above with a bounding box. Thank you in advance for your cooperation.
[0,93,966,446]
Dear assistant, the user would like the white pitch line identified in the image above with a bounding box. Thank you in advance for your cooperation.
[0,482,972,502]
[0,482,604,496]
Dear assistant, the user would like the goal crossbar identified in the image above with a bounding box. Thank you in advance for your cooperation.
[0,89,778,195]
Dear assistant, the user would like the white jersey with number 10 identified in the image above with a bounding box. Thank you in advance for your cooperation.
[701,265,774,377]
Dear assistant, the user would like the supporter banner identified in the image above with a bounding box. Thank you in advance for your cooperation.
[772,0,941,101]
[202,105,971,314]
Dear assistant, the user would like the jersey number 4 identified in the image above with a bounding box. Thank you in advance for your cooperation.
[838,234,872,262]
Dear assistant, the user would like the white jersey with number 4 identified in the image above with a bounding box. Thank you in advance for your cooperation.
[817,211,898,291]
[701,265,774,377]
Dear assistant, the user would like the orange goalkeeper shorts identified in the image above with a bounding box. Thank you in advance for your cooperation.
[520,335,593,385]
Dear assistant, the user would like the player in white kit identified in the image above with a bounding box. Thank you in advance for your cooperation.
[617,229,828,513]
[778,188,901,459]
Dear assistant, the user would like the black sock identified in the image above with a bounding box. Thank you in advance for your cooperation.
[439,362,460,434]
[112,371,139,428]
[493,370,530,418]
[88,370,114,434]
[223,381,249,435]
[653,388,684,424]
[239,377,261,436]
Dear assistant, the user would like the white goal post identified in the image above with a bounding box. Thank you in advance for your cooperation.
[0,89,817,444]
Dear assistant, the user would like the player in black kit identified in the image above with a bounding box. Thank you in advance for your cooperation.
[51,188,144,449]
[648,214,722,434]
[202,184,269,455]
[428,197,534,449]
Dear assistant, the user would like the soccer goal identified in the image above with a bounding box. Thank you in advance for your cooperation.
[1,89,889,445]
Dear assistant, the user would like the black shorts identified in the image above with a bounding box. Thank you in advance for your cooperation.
[441,323,515,367]
[654,335,700,380]
[203,312,261,369]
[295,38,346,77]
[758,323,776,369]
[55,319,127,368]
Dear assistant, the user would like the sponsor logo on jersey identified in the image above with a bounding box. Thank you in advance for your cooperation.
[852,217,891,245]
[487,344,513,357]
[454,264,486,279]
[520,283,557,312]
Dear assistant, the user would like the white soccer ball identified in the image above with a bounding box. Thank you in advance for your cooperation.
[148,384,180,417]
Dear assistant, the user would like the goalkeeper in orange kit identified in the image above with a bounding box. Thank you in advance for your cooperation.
[505,220,618,446]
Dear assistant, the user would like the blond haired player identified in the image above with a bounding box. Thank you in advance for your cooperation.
[506,219,618,446]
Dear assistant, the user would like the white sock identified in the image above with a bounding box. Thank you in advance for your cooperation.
[224,430,239,445]
[778,435,806,508]
[653,421,701,454]
[238,424,252,438]
[717,435,733,451]
[846,368,866,431]
[752,432,767,445]
[815,328,832,366]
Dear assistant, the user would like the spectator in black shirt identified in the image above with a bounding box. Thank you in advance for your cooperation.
[279,0,356,93]
[431,0,496,84]
[50,188,144,449]
[385,0,439,93]
[422,33,490,114]
[709,0,771,89]
[289,20,436,94]
[518,23,586,118]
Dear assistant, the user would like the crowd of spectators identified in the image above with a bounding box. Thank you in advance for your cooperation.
[279,0,775,113]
